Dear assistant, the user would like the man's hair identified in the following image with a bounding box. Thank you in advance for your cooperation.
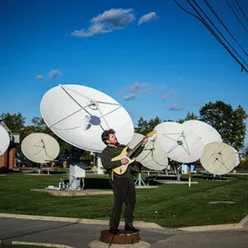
[101,129,115,145]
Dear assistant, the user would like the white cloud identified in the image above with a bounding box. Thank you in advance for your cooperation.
[70,23,111,37]
[92,8,135,27]
[124,93,136,100]
[70,8,135,37]
[138,12,157,25]
[162,93,172,100]
[162,90,176,100]
[36,74,44,80]
[130,81,149,93]
[48,69,62,80]
[119,81,152,101]
[168,104,183,111]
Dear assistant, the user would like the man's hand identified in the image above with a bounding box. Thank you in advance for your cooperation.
[121,158,129,165]
[142,137,148,146]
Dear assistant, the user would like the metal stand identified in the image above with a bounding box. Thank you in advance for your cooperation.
[135,172,147,186]
[59,164,85,190]
[172,164,180,181]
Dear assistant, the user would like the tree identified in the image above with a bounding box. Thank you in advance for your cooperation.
[185,112,198,121]
[199,101,247,150]
[135,116,162,135]
[232,105,247,149]
[175,112,198,124]
[22,125,37,138]
[0,112,25,134]
[31,117,50,133]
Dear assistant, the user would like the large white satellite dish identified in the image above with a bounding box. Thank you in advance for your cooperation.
[0,125,10,156]
[128,133,168,171]
[155,122,204,163]
[128,133,144,151]
[200,142,236,175]
[182,120,222,145]
[21,133,60,164]
[40,84,134,153]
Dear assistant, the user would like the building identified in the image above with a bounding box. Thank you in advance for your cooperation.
[0,120,19,169]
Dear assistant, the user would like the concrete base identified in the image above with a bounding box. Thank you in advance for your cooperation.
[32,189,113,196]
[135,186,158,189]
[154,180,199,184]
[89,240,151,248]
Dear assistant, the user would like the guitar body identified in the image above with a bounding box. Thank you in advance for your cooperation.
[111,147,135,175]
[110,130,157,176]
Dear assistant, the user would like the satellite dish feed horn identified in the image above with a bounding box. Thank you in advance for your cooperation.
[81,115,91,131]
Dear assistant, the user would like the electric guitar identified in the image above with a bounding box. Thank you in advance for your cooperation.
[111,130,157,175]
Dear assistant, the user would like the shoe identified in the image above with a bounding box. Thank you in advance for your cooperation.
[109,227,120,235]
[125,223,140,232]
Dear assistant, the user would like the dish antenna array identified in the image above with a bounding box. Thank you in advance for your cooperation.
[39,84,239,189]
[153,120,239,185]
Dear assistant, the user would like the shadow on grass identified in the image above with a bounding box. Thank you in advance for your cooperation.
[0,167,22,174]
[83,177,160,189]
[192,174,230,181]
[84,177,112,189]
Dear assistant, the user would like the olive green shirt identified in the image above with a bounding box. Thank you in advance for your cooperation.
[100,143,144,175]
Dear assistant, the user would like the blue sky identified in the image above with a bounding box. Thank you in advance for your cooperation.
[1,0,248,142]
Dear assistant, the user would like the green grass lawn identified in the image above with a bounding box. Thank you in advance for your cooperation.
[0,172,248,228]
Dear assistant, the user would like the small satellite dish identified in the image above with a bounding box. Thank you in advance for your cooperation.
[200,142,236,175]
[183,120,222,145]
[128,133,168,171]
[0,125,10,155]
[155,122,204,163]
[21,133,60,163]
[40,84,134,153]
[231,147,240,167]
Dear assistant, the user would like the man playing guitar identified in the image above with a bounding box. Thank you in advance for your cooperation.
[101,129,148,235]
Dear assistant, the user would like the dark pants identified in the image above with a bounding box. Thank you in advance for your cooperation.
[109,175,136,230]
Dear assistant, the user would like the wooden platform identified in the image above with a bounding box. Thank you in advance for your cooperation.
[100,229,140,245]
[89,230,151,247]
[89,240,151,247]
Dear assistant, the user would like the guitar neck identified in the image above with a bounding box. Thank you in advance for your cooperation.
[126,137,145,158]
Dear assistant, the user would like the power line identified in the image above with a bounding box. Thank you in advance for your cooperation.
[204,0,248,57]
[235,0,248,23]
[188,0,248,69]
[225,0,248,34]
[190,0,248,67]
[173,0,248,72]
[173,0,201,20]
